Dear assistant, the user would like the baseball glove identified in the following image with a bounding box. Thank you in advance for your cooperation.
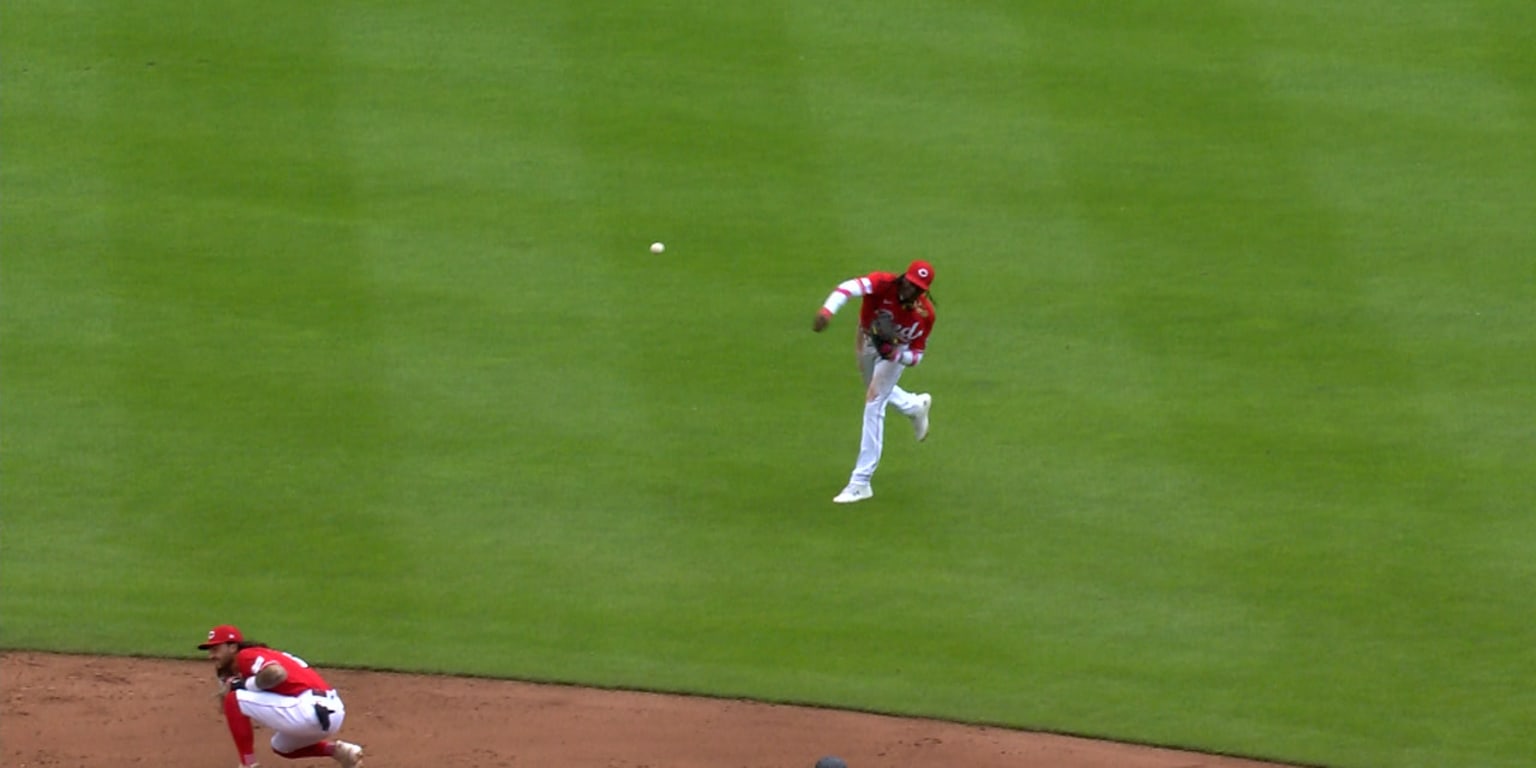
[867,314,900,360]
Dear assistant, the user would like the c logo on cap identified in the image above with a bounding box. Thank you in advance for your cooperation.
[918,268,930,278]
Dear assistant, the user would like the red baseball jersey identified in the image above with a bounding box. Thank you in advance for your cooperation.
[233,646,332,696]
[852,271,936,353]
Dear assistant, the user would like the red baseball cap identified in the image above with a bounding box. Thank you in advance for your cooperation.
[905,260,934,291]
[197,624,243,649]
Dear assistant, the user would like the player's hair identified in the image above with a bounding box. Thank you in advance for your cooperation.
[235,640,270,650]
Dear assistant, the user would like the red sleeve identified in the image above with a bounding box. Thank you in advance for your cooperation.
[855,272,899,329]
[863,272,898,293]
[234,648,263,677]
[237,648,331,695]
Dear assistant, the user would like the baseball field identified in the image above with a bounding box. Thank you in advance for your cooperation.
[4,2,1533,767]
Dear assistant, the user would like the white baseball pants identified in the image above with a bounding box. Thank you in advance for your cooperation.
[235,688,346,753]
[850,342,924,485]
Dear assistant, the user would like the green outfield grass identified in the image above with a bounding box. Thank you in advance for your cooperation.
[4,2,1534,767]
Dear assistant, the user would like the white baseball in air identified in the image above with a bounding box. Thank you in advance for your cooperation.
[650,242,666,254]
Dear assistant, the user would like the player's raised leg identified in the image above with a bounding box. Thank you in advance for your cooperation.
[892,389,931,442]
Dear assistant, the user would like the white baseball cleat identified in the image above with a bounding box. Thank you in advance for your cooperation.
[332,741,363,768]
[833,482,874,503]
[911,393,932,442]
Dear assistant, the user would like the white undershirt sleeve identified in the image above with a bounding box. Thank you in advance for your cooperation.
[821,277,868,315]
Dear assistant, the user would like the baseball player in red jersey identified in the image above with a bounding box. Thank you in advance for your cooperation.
[199,625,365,768]
[812,260,936,503]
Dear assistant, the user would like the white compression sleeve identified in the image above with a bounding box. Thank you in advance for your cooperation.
[821,277,868,315]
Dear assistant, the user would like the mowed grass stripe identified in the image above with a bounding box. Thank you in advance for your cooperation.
[3,2,1535,767]
[1,5,140,639]
[975,3,1536,765]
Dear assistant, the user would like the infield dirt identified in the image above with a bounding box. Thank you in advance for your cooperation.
[3,651,1301,768]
